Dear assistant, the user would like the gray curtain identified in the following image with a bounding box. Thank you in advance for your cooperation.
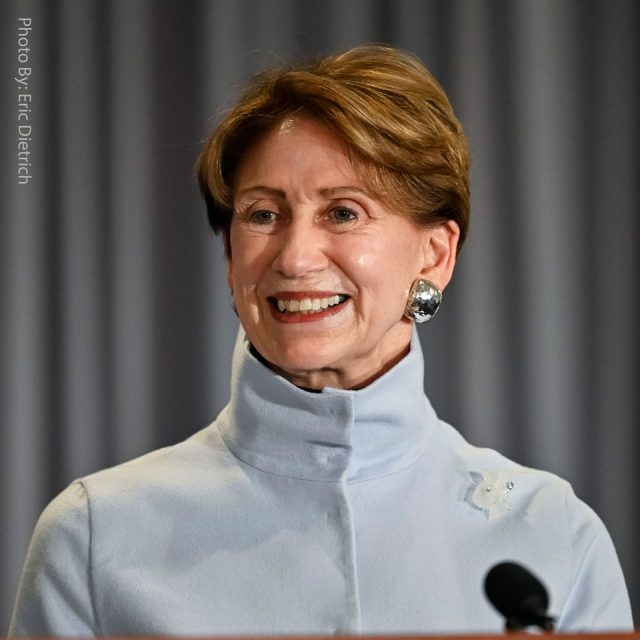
[1,0,638,630]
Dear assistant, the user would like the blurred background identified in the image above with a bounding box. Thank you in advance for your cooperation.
[1,0,638,630]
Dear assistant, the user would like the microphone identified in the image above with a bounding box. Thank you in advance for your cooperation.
[484,561,556,631]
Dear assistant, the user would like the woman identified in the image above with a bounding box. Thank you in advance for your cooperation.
[10,45,632,635]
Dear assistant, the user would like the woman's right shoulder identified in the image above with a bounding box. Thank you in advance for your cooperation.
[48,418,245,518]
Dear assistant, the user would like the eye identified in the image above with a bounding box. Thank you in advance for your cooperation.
[249,209,277,224]
[331,207,357,223]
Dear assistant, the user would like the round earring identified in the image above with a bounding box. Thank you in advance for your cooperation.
[404,279,442,323]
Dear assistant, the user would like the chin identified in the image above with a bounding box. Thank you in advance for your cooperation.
[261,338,348,380]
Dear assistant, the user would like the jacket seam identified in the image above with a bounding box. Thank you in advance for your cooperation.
[77,480,103,635]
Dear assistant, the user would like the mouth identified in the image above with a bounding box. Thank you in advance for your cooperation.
[267,293,350,322]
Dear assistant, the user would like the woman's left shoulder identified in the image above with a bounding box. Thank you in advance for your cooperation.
[431,419,607,531]
[429,420,633,630]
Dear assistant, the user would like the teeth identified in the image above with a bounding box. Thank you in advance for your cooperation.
[275,295,345,313]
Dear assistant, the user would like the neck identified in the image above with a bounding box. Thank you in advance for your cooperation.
[251,342,412,391]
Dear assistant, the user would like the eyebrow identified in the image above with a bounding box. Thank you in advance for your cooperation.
[235,186,285,199]
[317,186,369,198]
[235,185,370,199]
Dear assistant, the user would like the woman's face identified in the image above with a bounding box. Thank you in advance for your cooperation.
[228,117,455,390]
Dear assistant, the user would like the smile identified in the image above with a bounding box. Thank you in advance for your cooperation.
[274,294,347,314]
[267,293,350,322]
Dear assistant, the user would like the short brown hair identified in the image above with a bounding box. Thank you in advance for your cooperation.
[196,44,470,249]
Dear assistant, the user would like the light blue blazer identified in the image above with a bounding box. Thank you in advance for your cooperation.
[9,329,633,635]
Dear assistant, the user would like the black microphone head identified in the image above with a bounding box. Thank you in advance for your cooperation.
[484,561,554,630]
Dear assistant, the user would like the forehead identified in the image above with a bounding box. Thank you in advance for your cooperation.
[234,117,360,194]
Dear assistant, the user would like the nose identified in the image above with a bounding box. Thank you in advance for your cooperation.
[271,217,329,278]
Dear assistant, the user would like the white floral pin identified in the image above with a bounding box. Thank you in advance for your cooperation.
[467,470,514,520]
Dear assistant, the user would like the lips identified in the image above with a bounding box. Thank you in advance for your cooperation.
[275,294,346,313]
[268,292,349,321]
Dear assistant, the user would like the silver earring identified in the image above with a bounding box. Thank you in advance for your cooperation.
[404,279,442,323]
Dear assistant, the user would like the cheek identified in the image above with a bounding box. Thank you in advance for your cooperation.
[229,238,271,287]
[351,252,377,269]
[361,253,421,318]
[344,237,416,289]
[340,233,386,270]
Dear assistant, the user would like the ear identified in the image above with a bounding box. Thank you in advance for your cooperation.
[419,220,460,291]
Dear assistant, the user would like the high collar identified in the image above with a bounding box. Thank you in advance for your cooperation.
[219,328,437,483]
